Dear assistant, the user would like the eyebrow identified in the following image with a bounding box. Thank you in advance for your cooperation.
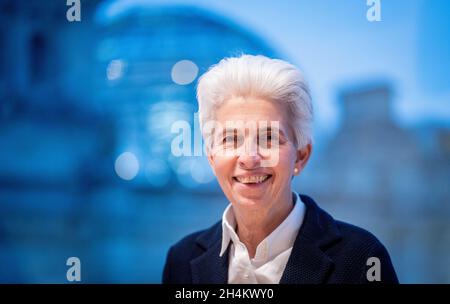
[221,126,287,138]
[260,126,285,137]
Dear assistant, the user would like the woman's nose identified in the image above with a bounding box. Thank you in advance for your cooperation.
[237,141,262,169]
[238,153,261,169]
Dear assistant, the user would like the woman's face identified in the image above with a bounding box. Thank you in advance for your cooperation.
[207,96,310,210]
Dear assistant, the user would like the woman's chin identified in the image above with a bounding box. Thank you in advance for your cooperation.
[225,177,274,207]
[232,192,270,208]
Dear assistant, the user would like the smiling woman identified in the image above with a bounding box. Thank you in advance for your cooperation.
[162,54,399,284]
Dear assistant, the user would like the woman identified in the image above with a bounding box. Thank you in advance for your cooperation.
[163,55,398,284]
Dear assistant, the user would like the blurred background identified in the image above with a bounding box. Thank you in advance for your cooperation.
[0,0,449,283]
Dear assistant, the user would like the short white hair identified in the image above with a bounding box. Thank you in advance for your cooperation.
[196,54,313,148]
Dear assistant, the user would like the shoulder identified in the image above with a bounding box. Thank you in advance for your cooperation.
[299,194,398,283]
[162,220,221,283]
[300,194,390,255]
[332,220,398,283]
[333,220,395,269]
[335,220,385,250]
[328,219,398,283]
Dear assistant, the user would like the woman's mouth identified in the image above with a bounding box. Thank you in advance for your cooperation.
[233,174,272,186]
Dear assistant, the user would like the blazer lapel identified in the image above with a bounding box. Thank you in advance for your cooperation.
[190,223,229,284]
[280,195,342,284]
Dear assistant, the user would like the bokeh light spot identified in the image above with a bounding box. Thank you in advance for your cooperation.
[171,60,199,85]
[114,152,139,180]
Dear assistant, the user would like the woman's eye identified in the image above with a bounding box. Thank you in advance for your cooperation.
[223,136,235,144]
[258,134,277,147]
[223,135,242,148]
[261,134,285,149]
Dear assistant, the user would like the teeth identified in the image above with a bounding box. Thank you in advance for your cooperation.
[236,175,269,184]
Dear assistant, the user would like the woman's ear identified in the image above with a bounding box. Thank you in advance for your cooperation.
[295,143,312,173]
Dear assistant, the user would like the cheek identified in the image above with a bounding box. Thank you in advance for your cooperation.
[273,148,296,178]
[212,156,236,180]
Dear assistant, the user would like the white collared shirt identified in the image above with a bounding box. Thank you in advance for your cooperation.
[220,192,306,284]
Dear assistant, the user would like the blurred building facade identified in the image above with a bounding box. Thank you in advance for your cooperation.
[0,0,449,283]
[0,0,278,282]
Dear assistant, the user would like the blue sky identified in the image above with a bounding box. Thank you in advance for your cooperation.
[98,0,450,137]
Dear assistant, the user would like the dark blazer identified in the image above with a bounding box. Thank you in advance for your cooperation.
[162,194,399,284]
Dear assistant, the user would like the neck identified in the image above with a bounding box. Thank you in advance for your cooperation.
[233,191,294,258]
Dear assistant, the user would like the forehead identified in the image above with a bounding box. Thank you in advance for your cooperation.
[215,96,289,126]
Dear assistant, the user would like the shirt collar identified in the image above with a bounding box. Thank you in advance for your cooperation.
[220,191,306,259]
